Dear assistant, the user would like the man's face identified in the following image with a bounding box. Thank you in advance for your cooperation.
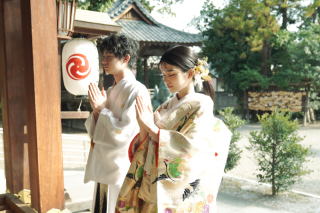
[101,49,124,75]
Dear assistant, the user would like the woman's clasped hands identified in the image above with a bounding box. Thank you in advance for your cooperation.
[135,95,159,142]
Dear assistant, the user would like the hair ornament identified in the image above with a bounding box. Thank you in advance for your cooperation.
[193,57,212,91]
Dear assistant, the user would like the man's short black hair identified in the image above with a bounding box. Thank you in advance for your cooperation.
[99,33,139,70]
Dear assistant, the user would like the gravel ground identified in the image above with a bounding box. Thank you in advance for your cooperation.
[219,176,320,213]
[225,122,320,196]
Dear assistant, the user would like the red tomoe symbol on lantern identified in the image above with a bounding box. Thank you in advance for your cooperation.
[66,53,91,80]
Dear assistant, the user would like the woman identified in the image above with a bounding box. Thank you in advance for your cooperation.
[115,46,232,213]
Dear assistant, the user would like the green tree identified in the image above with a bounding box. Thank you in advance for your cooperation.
[78,0,184,15]
[194,1,262,110]
[220,0,281,76]
[247,109,313,195]
[218,107,246,172]
[270,25,320,91]
[303,0,320,25]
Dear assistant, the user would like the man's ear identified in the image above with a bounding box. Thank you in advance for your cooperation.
[123,54,131,64]
[188,68,195,79]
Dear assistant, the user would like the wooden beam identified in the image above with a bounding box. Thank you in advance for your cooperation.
[0,0,30,194]
[20,0,65,212]
[74,22,122,35]
[4,193,36,213]
[61,111,90,119]
[138,43,150,57]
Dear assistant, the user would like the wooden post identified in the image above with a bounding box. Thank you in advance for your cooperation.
[20,0,65,212]
[0,0,30,194]
[144,58,149,88]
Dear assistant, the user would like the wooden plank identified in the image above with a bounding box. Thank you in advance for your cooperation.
[74,25,120,35]
[0,0,30,194]
[4,194,35,213]
[61,111,90,119]
[0,205,9,211]
[0,198,4,206]
[20,0,65,212]
[0,210,14,213]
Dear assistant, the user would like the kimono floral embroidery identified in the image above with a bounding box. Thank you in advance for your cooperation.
[195,201,205,213]
[164,208,172,213]
[207,194,214,203]
[177,115,188,132]
[202,204,210,213]
[118,200,126,208]
[213,120,221,132]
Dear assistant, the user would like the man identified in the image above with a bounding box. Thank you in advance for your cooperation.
[84,33,151,213]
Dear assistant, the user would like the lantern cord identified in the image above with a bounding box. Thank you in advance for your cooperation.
[77,99,82,112]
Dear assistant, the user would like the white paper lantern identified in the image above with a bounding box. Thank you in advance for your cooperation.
[62,38,99,95]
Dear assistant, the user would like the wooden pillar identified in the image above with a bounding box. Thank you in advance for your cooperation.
[0,0,30,194]
[144,58,149,88]
[20,0,65,212]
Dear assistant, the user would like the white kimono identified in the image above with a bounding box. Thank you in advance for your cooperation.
[84,72,151,213]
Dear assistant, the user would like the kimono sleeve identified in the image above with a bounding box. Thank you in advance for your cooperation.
[84,112,95,139]
[154,97,232,210]
[91,86,151,148]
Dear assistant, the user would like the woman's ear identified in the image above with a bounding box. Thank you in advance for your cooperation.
[188,68,195,79]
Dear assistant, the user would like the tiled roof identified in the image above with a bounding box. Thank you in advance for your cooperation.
[108,0,202,45]
[108,0,158,24]
[116,19,202,44]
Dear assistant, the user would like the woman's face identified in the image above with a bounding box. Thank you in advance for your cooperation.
[160,62,193,94]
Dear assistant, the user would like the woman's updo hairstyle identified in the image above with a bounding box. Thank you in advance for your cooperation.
[159,45,215,101]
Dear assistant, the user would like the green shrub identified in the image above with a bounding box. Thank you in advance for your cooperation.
[247,109,313,195]
[218,107,246,172]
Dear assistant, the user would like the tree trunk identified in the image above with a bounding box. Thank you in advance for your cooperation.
[307,109,311,123]
[281,7,288,29]
[261,40,268,76]
[309,107,316,123]
[317,7,320,24]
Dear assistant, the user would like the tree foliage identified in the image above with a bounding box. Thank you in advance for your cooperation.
[218,107,246,172]
[194,1,262,106]
[194,0,320,112]
[270,24,320,91]
[247,109,313,195]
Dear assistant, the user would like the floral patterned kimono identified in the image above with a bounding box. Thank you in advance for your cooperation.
[116,93,232,213]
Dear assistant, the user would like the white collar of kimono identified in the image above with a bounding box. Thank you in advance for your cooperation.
[108,71,136,102]
[157,92,198,124]
[116,71,135,84]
